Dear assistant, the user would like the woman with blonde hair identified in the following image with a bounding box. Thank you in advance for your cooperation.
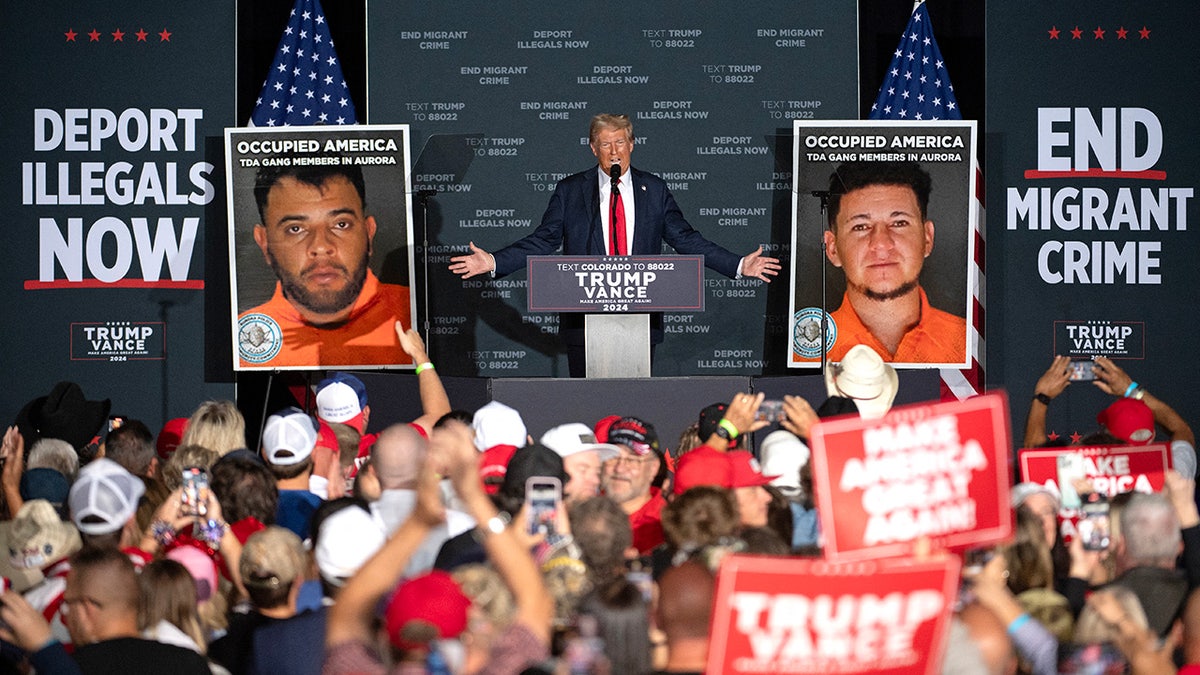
[1004,505,1074,644]
[181,401,246,456]
[674,423,702,458]
[161,445,222,492]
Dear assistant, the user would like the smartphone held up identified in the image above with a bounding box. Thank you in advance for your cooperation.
[181,467,210,518]
[1078,493,1111,552]
[1068,359,1095,382]
[525,477,563,539]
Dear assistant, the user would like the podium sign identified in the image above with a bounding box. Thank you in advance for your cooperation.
[527,255,705,313]
[527,255,704,378]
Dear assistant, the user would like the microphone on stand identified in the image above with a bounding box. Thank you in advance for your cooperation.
[609,162,621,186]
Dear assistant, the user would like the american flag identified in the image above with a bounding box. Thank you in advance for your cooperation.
[869,0,985,400]
[869,1,958,121]
[250,0,357,126]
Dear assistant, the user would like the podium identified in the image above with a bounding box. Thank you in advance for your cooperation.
[527,255,705,378]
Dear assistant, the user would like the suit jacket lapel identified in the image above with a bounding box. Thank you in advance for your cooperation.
[586,168,604,255]
[630,168,651,255]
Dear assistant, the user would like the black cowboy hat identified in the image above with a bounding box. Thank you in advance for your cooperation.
[14,381,111,452]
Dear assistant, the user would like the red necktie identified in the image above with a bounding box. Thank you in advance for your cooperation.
[610,181,627,256]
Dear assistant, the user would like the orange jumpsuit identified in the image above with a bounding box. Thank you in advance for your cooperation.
[796,287,966,365]
[238,271,412,369]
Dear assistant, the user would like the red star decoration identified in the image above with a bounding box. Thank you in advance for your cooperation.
[1139,26,1151,39]
[64,28,77,42]
[1047,431,1060,441]
[111,28,125,42]
[1070,431,1083,444]
[1070,26,1083,40]
[1116,27,1129,40]
[1093,27,1105,40]
[1048,26,1060,40]
[88,29,101,42]
[135,29,148,42]
[159,28,172,42]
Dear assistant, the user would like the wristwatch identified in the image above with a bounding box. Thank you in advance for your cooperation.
[715,418,739,441]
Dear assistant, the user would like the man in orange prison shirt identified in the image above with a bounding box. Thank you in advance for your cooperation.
[819,160,966,365]
[236,164,412,369]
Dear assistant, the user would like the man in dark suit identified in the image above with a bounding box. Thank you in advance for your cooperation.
[450,113,780,376]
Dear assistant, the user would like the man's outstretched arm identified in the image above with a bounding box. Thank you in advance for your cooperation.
[739,245,781,282]
[448,241,495,279]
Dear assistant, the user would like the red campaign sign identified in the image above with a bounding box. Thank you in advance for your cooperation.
[810,391,1013,561]
[708,554,961,675]
[1017,444,1172,499]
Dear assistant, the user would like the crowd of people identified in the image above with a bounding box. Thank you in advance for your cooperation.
[1,331,1198,674]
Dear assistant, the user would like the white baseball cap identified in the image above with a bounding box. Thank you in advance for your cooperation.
[472,401,527,451]
[315,373,368,433]
[69,458,146,535]
[314,505,386,586]
[757,430,810,492]
[262,407,318,466]
[540,423,621,462]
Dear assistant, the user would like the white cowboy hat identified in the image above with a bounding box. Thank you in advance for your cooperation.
[824,345,899,420]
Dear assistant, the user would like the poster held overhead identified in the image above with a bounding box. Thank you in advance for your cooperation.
[708,554,961,675]
[1018,443,1173,499]
[809,391,1013,561]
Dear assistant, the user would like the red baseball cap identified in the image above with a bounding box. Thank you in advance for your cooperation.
[1097,398,1155,444]
[593,415,622,443]
[156,417,188,461]
[672,446,733,495]
[478,444,518,495]
[385,570,471,650]
[726,451,780,488]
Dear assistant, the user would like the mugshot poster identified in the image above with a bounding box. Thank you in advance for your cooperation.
[225,125,417,371]
[788,120,977,369]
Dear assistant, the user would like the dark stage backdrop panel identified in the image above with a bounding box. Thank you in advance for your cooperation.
[1,2,237,428]
[987,3,1200,444]
[367,1,859,377]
